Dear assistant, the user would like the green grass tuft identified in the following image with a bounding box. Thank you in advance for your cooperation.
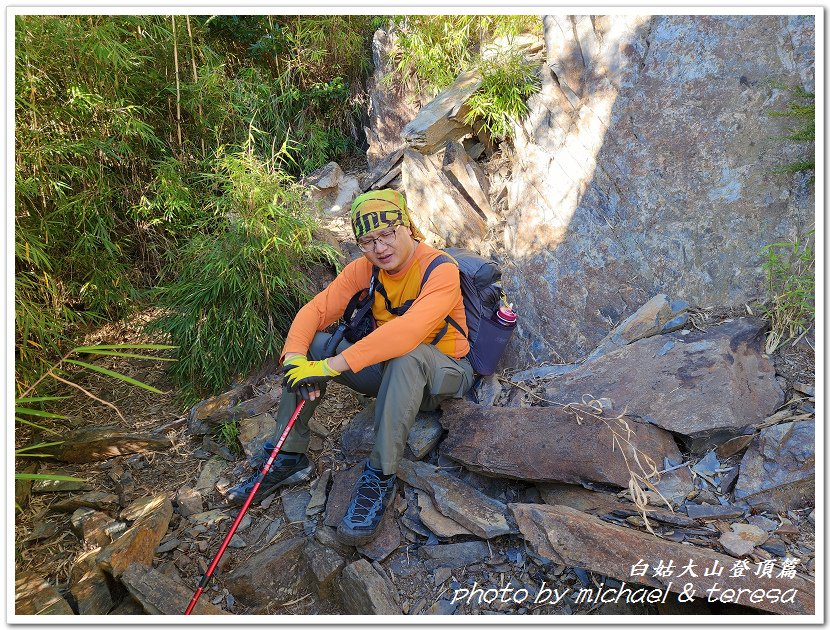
[463,52,541,141]
[759,229,815,354]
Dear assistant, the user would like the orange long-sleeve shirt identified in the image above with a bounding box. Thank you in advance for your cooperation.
[282,242,469,372]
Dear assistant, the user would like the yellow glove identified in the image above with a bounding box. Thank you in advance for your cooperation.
[283,356,341,393]
[282,354,307,371]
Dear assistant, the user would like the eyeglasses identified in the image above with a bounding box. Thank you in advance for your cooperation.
[357,226,399,253]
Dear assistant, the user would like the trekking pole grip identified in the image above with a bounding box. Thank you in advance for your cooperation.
[184,399,306,614]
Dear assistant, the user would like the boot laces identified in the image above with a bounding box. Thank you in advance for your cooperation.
[351,471,386,519]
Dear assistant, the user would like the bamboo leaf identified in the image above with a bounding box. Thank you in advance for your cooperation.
[15,441,64,453]
[15,407,68,419]
[15,473,87,482]
[72,344,177,351]
[15,417,62,435]
[64,359,165,393]
[16,396,70,403]
[71,349,177,361]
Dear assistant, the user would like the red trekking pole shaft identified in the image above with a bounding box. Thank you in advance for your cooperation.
[184,399,305,614]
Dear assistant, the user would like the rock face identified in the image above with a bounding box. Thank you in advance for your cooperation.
[96,495,173,578]
[587,294,689,361]
[733,421,815,511]
[365,26,424,166]
[15,571,74,615]
[401,149,488,251]
[401,69,481,154]
[510,502,815,615]
[120,563,227,615]
[338,559,400,615]
[38,426,172,463]
[541,318,784,451]
[303,162,361,215]
[224,535,311,609]
[396,459,513,539]
[439,400,681,488]
[504,15,815,365]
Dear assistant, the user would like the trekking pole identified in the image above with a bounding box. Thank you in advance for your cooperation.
[184,399,305,614]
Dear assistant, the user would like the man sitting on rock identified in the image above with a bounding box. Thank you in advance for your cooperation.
[225,188,474,545]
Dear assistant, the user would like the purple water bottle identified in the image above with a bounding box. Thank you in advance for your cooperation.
[475,303,518,375]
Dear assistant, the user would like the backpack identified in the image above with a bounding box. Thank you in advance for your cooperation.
[433,248,507,375]
[324,248,510,375]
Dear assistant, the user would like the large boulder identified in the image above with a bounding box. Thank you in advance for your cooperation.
[439,400,681,488]
[401,149,488,251]
[504,15,815,365]
[96,494,173,578]
[396,459,513,539]
[224,535,311,609]
[733,421,815,511]
[38,426,172,463]
[400,69,481,154]
[303,162,361,215]
[510,502,815,615]
[541,318,784,452]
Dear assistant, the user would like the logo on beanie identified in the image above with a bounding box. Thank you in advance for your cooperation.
[352,209,403,239]
[350,189,425,241]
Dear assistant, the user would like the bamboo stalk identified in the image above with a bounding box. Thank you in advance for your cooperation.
[185,15,206,159]
[171,15,183,155]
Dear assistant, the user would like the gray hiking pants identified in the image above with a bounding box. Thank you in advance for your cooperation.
[272,332,475,475]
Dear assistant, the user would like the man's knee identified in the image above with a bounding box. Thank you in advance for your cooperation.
[385,348,430,380]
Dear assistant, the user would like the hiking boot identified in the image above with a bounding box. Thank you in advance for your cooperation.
[224,443,313,507]
[336,462,396,546]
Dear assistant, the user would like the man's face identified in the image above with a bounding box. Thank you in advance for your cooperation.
[358,224,416,274]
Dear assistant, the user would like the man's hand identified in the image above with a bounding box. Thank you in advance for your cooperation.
[282,355,316,401]
[283,356,341,401]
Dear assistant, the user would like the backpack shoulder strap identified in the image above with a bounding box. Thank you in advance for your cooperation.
[421,254,466,344]
[346,266,379,322]
[420,253,457,291]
